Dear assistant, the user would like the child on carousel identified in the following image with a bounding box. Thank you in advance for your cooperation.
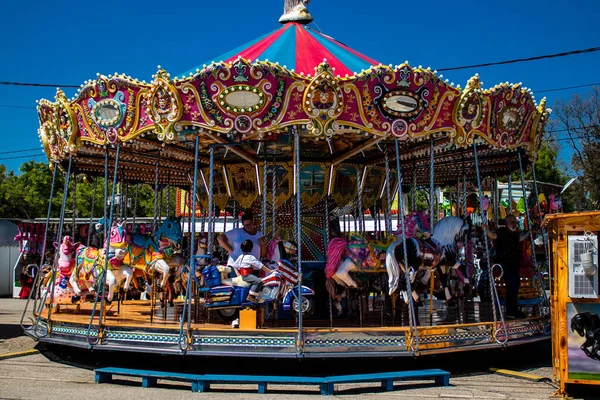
[232,239,272,303]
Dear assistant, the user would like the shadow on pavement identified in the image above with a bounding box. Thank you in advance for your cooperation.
[36,340,552,378]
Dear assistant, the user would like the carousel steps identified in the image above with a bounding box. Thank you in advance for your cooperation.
[94,367,450,395]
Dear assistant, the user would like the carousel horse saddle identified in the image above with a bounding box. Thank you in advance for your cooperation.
[416,239,441,268]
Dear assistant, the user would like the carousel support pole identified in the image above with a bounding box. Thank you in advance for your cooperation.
[494,173,499,227]
[152,153,161,234]
[166,172,171,216]
[72,171,77,242]
[45,155,73,324]
[518,151,549,313]
[429,270,435,326]
[294,126,304,356]
[271,164,277,240]
[207,146,216,258]
[123,183,128,221]
[474,142,506,343]
[132,184,139,226]
[87,178,98,247]
[262,144,268,239]
[233,200,238,229]
[412,168,417,212]
[384,152,393,237]
[87,143,121,344]
[324,194,333,328]
[25,162,58,328]
[507,160,513,215]
[530,161,551,299]
[356,167,364,235]
[180,135,200,352]
[150,152,161,323]
[463,174,467,217]
[28,162,59,331]
[429,136,435,229]
[394,138,419,351]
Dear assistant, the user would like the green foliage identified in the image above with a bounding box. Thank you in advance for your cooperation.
[0,161,178,220]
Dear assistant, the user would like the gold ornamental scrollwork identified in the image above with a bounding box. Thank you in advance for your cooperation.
[147,69,183,142]
[303,63,344,137]
[55,89,79,153]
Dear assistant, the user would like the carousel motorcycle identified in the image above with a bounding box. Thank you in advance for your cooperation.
[202,258,314,322]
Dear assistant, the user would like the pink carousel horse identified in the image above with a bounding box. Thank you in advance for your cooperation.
[69,222,134,304]
[41,236,80,305]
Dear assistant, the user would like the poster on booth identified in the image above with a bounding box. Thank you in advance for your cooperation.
[567,303,600,381]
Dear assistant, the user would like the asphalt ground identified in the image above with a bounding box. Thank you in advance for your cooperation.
[0,298,597,399]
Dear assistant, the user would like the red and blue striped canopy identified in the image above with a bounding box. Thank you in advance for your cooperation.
[182,22,379,77]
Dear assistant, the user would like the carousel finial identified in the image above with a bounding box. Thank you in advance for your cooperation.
[279,0,313,24]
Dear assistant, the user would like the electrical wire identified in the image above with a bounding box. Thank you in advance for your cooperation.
[438,46,600,72]
[0,46,598,88]
[0,148,41,155]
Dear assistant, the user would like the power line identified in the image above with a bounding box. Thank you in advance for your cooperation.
[0,104,36,110]
[0,148,41,155]
[0,45,598,89]
[0,154,41,161]
[438,46,600,72]
[0,81,79,88]
[537,82,600,93]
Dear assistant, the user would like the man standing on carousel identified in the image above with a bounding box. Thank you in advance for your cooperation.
[217,212,267,266]
[486,214,529,319]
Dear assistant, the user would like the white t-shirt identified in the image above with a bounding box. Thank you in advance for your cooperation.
[225,228,264,266]
[232,253,264,272]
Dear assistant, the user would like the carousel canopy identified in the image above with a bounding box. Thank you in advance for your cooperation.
[179,23,380,78]
[35,0,550,217]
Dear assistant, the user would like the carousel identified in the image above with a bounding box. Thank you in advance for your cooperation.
[24,0,552,358]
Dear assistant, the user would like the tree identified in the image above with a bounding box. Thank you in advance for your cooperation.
[0,161,178,220]
[550,87,600,210]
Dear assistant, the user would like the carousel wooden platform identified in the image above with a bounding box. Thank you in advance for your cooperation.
[30,298,550,358]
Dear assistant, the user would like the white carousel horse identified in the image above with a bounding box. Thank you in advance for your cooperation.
[386,216,470,303]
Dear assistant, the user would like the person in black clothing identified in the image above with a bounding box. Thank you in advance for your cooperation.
[486,214,529,319]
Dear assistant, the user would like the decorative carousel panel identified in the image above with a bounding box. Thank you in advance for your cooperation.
[299,163,328,209]
[176,59,308,135]
[485,83,539,151]
[331,164,359,208]
[265,163,293,209]
[452,75,490,148]
[337,63,460,138]
[226,164,259,209]
[202,167,230,211]
[361,166,385,209]
[37,100,66,163]
[72,75,152,146]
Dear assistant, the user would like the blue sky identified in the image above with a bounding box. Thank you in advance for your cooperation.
[1,0,599,173]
